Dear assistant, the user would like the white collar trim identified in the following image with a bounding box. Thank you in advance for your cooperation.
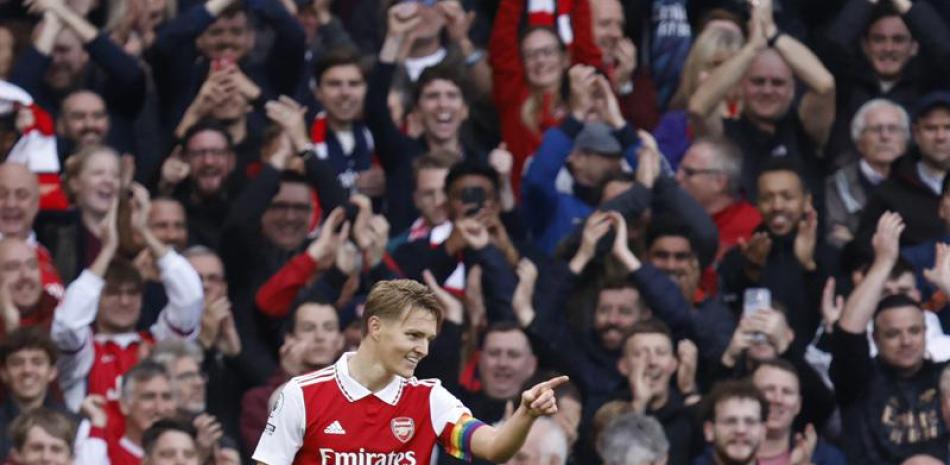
[334,352,404,406]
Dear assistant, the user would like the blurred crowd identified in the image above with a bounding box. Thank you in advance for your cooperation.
[1,0,950,464]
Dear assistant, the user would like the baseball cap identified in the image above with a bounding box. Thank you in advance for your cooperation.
[913,91,950,122]
[575,122,622,157]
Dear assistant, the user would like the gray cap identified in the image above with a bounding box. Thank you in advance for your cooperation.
[575,122,622,157]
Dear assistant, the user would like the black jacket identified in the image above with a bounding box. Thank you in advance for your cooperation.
[856,152,944,247]
[830,326,948,465]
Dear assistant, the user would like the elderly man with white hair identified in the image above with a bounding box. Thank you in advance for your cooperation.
[504,417,569,465]
[825,98,910,247]
[597,413,669,465]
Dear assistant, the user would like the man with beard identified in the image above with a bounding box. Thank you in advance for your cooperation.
[694,380,797,465]
[14,0,143,158]
[644,217,735,369]
[239,301,343,457]
[718,159,832,358]
[0,238,60,334]
[857,92,950,246]
[823,0,950,159]
[0,164,64,299]
[689,0,835,199]
[56,90,109,159]
[831,212,949,464]
[750,360,846,465]
[598,320,698,465]
[825,99,910,248]
[158,121,238,249]
[149,0,305,130]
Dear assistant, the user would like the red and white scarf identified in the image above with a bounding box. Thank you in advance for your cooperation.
[0,80,68,211]
[527,0,575,45]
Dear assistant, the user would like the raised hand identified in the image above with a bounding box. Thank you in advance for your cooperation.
[455,218,490,250]
[520,376,569,417]
[924,243,950,296]
[611,38,637,91]
[512,258,538,327]
[80,394,108,428]
[606,211,641,273]
[635,130,662,189]
[629,355,657,413]
[789,423,817,465]
[128,183,152,234]
[439,1,475,44]
[307,208,350,269]
[568,65,597,121]
[0,277,20,334]
[265,96,310,152]
[746,308,792,354]
[593,74,625,129]
[423,269,463,324]
[159,146,189,194]
[871,211,905,266]
[569,211,611,273]
[387,3,422,38]
[794,206,818,271]
[676,339,698,396]
[738,232,772,269]
[489,143,514,180]
[193,413,224,463]
[820,277,843,332]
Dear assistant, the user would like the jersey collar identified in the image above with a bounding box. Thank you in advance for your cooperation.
[335,352,404,406]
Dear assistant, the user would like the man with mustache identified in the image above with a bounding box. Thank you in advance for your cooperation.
[14,0,145,155]
[857,92,950,247]
[56,90,109,158]
[718,159,832,358]
[825,99,910,248]
[823,0,950,160]
[694,380,770,465]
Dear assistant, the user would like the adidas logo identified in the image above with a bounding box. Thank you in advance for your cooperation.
[324,421,346,435]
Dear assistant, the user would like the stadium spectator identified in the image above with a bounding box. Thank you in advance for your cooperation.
[56,90,109,158]
[503,417,568,465]
[676,137,761,259]
[7,408,77,465]
[825,99,910,247]
[856,91,950,246]
[463,323,538,424]
[596,412,669,465]
[832,212,949,464]
[689,0,836,199]
[0,238,60,333]
[139,419,200,465]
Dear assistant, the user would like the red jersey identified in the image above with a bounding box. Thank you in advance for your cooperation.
[253,353,486,465]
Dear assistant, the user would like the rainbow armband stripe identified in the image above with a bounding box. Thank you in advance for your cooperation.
[443,414,487,461]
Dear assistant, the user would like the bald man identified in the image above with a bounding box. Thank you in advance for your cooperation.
[0,238,60,333]
[0,164,63,298]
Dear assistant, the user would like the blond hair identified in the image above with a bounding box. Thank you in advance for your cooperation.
[362,280,444,336]
[668,25,745,110]
[62,144,119,203]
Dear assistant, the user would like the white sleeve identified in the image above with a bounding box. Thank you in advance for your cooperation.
[252,380,307,465]
[150,250,204,341]
[72,420,110,465]
[51,270,99,407]
[429,381,472,436]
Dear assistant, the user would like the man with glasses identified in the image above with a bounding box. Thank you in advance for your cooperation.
[825,99,909,248]
[693,380,771,465]
[676,137,761,259]
[857,92,950,246]
[158,121,238,249]
[823,0,950,159]
[51,185,203,441]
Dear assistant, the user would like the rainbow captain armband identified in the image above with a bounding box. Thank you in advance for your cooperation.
[442,414,487,461]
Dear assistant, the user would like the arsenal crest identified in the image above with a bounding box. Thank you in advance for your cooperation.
[391,417,415,443]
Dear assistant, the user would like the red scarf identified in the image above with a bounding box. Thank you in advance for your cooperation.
[527,0,575,45]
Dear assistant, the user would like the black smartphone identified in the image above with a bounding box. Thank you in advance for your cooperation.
[460,186,486,217]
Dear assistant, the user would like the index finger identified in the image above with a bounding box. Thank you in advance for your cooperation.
[537,375,570,391]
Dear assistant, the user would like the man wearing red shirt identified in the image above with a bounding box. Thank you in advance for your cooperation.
[253,279,567,465]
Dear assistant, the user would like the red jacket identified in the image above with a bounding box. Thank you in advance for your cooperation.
[489,0,602,193]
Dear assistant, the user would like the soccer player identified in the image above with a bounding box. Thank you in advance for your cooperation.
[253,279,568,465]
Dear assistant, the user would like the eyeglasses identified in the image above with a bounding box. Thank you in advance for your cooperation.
[677,166,721,178]
[523,45,561,62]
[862,124,905,136]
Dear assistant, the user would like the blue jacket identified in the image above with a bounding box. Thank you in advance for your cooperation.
[902,233,950,332]
[522,116,641,254]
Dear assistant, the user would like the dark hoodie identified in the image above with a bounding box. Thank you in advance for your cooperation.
[856,152,944,247]
[830,325,948,465]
